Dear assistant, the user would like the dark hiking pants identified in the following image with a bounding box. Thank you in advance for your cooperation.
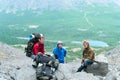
[77,59,93,72]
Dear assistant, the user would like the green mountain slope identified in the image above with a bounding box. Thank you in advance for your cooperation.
[0,0,120,61]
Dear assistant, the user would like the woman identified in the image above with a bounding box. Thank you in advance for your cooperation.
[77,40,95,72]
[31,34,45,59]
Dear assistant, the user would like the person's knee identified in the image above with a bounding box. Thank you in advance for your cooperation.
[31,55,36,59]
[83,61,88,66]
[84,60,91,66]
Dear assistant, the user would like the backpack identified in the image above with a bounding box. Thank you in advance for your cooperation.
[25,33,41,57]
[36,64,58,80]
[34,53,59,70]
[35,53,59,80]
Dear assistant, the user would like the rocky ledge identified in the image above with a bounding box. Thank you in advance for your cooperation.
[0,42,120,80]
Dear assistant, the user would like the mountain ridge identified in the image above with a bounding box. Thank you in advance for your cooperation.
[0,0,120,14]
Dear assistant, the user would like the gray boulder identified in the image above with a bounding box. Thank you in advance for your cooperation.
[55,54,109,80]
[105,45,120,71]
[0,42,36,80]
[2,42,120,80]
[86,61,109,76]
[104,71,120,80]
[104,45,120,80]
[85,54,109,76]
[55,61,100,80]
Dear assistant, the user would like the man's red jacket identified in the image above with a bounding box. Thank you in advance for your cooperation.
[32,42,45,55]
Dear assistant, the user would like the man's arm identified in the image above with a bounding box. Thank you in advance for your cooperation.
[53,48,58,59]
[64,49,67,57]
[41,44,45,54]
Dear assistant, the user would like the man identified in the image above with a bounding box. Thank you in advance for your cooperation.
[31,34,45,59]
[77,40,95,72]
[53,41,67,63]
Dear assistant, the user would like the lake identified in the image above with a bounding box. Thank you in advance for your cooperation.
[71,40,109,47]
[16,37,109,47]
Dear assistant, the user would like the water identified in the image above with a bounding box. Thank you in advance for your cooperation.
[71,40,109,47]
[16,37,29,40]
[89,40,109,47]
[17,37,109,47]
[71,41,82,44]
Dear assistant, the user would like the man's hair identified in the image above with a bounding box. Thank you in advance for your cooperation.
[83,40,90,48]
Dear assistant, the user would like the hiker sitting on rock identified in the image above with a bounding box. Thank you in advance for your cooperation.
[31,34,45,59]
[77,40,95,72]
[53,41,67,63]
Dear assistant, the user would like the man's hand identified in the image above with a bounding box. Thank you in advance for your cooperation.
[81,59,84,64]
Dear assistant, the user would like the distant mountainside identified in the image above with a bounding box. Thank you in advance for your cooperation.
[0,0,120,14]
[0,0,120,60]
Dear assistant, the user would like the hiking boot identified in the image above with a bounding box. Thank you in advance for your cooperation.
[84,68,88,72]
[77,66,84,72]
[32,61,37,68]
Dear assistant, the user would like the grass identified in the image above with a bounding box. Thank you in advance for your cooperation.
[0,6,120,62]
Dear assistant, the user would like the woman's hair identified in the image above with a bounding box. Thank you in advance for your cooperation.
[83,40,90,48]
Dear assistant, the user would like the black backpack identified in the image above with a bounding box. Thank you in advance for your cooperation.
[25,33,41,57]
[36,64,58,80]
[35,53,59,80]
[34,53,59,70]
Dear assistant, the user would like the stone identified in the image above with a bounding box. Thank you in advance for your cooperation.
[55,62,101,80]
[1,42,120,80]
[86,62,109,76]
[105,71,117,80]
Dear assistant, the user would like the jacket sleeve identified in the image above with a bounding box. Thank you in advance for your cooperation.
[64,49,67,57]
[53,48,58,59]
[82,52,84,60]
[41,44,45,54]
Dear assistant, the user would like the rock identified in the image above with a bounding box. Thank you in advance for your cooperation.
[0,42,36,80]
[55,62,100,80]
[105,71,117,80]
[106,45,120,56]
[69,72,100,80]
[86,62,109,76]
[1,42,120,80]
[55,60,81,80]
[83,54,109,76]
[105,45,120,71]
[95,54,108,63]
[104,67,120,80]
[16,66,21,70]
[55,54,109,80]
[0,58,36,80]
